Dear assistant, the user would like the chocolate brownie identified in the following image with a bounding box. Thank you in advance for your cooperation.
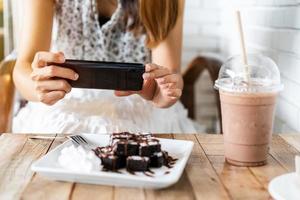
[149,151,164,168]
[126,156,149,172]
[94,132,176,174]
[139,139,161,157]
[113,139,139,156]
[94,146,126,171]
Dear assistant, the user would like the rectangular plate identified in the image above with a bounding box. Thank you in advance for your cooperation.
[31,134,194,189]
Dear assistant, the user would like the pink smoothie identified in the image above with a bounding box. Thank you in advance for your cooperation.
[220,90,277,166]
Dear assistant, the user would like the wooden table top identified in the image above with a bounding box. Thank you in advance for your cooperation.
[0,133,299,200]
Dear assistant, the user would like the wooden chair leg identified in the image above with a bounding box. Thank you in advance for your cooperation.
[181,56,223,133]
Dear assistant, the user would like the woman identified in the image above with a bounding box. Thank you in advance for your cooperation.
[13,0,197,133]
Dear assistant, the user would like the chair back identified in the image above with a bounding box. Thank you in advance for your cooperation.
[181,56,223,133]
[0,0,21,132]
[0,59,16,132]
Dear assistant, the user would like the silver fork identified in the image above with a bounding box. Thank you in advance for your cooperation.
[68,135,95,150]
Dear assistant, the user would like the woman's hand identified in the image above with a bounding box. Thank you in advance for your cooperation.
[30,52,79,105]
[143,64,183,108]
[114,63,183,108]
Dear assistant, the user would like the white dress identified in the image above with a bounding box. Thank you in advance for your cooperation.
[13,0,198,134]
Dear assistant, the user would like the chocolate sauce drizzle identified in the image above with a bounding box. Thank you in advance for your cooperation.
[162,151,178,168]
[94,132,177,177]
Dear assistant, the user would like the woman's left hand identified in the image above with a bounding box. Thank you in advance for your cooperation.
[114,63,183,108]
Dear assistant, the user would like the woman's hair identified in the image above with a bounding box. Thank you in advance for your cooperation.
[121,0,179,48]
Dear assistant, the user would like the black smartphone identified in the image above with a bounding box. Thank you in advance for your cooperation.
[50,59,145,91]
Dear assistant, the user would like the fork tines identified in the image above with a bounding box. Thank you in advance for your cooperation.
[70,135,88,145]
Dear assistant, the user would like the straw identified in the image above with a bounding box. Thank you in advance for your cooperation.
[236,10,250,82]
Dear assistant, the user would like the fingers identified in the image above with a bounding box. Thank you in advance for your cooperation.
[160,82,177,90]
[161,88,182,100]
[145,63,160,72]
[31,65,79,81]
[37,90,66,105]
[155,73,183,100]
[32,51,65,68]
[30,51,74,105]
[114,90,135,97]
[166,88,182,99]
[34,79,71,105]
[156,74,180,85]
[34,79,72,93]
[143,64,171,80]
[157,74,182,92]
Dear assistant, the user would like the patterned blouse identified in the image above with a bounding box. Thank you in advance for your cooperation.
[52,0,151,63]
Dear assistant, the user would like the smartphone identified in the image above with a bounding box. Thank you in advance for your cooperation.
[50,59,145,91]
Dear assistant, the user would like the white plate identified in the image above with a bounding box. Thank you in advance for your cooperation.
[268,172,300,200]
[31,134,193,189]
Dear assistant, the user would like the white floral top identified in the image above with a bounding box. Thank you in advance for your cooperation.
[52,0,151,63]
[13,0,198,134]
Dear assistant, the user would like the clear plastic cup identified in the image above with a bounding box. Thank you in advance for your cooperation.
[215,54,283,167]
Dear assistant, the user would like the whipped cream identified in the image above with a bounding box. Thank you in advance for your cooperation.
[58,145,101,172]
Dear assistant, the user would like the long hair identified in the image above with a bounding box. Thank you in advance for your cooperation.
[120,0,179,48]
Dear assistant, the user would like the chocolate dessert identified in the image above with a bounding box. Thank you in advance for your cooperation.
[110,132,134,144]
[94,146,126,171]
[94,132,176,174]
[126,156,149,172]
[139,139,161,157]
[149,151,164,168]
[101,155,126,171]
[112,139,139,156]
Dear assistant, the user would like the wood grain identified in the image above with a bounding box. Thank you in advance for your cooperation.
[174,134,231,200]
[196,135,269,200]
[0,134,54,200]
[145,134,197,200]
[197,134,289,191]
[21,135,73,200]
[21,175,73,200]
[280,134,300,152]
[114,187,145,200]
[0,134,298,200]
[72,184,114,200]
[248,155,287,189]
[145,172,196,200]
[269,135,299,172]
[196,134,224,156]
[206,155,269,200]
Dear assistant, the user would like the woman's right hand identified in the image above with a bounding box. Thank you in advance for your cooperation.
[30,52,79,105]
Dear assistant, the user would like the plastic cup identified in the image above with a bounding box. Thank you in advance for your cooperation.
[215,54,283,167]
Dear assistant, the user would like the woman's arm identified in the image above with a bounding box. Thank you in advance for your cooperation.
[13,0,77,105]
[151,0,184,74]
[115,0,185,108]
[147,0,185,108]
[13,0,54,101]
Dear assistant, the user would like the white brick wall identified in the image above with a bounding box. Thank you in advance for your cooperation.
[183,0,221,65]
[183,0,221,66]
[183,0,300,133]
[218,0,300,132]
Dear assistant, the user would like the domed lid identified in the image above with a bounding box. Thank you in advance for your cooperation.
[215,54,283,93]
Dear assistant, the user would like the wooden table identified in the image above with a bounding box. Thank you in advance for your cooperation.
[0,133,299,200]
